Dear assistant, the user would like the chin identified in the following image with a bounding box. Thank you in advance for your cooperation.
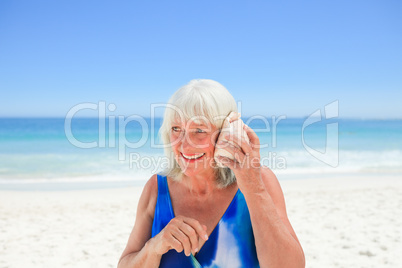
[179,165,200,177]
[182,166,215,179]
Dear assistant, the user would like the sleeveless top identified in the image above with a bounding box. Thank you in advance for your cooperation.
[151,174,260,268]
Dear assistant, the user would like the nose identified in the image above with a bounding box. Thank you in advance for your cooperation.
[180,131,194,151]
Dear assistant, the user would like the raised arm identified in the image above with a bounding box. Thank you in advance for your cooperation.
[216,124,305,267]
[245,166,305,267]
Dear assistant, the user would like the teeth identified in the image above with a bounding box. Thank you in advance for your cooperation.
[182,153,205,160]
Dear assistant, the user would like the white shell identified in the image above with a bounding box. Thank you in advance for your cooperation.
[214,112,250,167]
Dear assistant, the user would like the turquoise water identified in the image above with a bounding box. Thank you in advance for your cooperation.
[0,117,401,183]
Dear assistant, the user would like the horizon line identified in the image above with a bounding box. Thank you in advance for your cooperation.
[0,116,401,120]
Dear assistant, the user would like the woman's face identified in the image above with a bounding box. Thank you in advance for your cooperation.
[170,118,220,178]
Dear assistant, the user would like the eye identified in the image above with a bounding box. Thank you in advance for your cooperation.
[172,126,181,132]
[195,128,206,133]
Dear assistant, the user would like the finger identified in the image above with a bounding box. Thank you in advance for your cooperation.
[171,228,192,256]
[217,156,236,170]
[227,112,241,122]
[167,233,184,254]
[243,124,260,149]
[216,142,243,160]
[223,132,252,155]
[232,150,245,164]
[179,221,200,254]
[218,141,244,163]
[229,134,253,155]
[224,132,243,147]
[182,217,209,241]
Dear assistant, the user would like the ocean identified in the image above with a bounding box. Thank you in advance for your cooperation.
[1,117,401,188]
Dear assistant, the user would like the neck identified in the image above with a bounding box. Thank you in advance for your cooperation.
[181,171,217,196]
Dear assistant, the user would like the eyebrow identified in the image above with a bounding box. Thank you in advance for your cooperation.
[171,122,209,127]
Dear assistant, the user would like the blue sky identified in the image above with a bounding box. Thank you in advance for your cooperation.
[0,0,401,119]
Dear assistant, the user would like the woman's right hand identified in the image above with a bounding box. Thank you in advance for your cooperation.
[151,215,209,257]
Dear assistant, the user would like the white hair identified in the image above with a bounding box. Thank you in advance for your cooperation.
[159,79,238,188]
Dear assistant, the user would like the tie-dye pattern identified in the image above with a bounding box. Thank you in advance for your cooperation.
[151,175,260,268]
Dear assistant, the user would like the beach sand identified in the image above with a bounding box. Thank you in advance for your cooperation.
[1,174,401,268]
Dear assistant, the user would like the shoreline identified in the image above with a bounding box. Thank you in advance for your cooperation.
[0,171,400,192]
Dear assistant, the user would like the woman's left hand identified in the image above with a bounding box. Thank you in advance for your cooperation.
[216,124,262,193]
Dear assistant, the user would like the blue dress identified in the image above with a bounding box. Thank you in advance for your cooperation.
[151,174,260,268]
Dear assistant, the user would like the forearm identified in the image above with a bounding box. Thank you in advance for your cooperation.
[117,238,162,268]
[243,183,305,268]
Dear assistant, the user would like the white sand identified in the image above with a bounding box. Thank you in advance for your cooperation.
[0,188,142,268]
[1,174,401,268]
[281,174,402,268]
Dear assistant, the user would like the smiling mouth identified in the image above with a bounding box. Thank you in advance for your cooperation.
[180,152,205,160]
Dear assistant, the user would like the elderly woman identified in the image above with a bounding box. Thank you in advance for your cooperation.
[118,79,305,268]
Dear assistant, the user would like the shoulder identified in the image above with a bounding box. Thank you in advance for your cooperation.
[144,173,158,194]
[138,174,159,219]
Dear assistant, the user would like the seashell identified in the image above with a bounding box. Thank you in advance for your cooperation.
[214,112,250,167]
